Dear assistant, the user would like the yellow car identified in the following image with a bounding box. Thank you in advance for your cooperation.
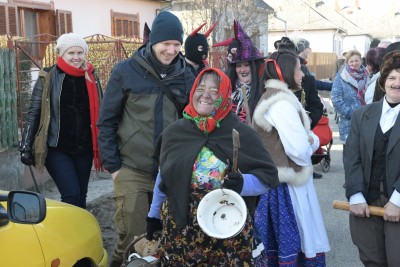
[0,190,108,267]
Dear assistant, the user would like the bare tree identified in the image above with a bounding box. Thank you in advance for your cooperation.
[174,0,271,47]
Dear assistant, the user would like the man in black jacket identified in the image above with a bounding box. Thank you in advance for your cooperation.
[277,39,324,178]
[97,11,196,267]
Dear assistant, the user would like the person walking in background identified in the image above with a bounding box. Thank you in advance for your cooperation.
[296,38,333,91]
[253,50,330,266]
[146,68,279,266]
[331,49,369,188]
[377,40,392,49]
[364,47,385,104]
[97,11,196,267]
[19,33,103,209]
[344,50,400,267]
[332,51,347,82]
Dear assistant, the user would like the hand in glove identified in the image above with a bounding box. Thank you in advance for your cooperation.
[146,216,162,241]
[20,150,34,166]
[223,172,244,194]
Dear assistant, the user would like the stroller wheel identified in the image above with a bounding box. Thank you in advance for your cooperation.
[321,158,330,172]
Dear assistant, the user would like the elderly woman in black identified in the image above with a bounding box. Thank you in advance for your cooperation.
[146,68,279,266]
[19,33,102,209]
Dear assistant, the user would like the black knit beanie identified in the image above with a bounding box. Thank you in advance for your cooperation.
[150,11,184,45]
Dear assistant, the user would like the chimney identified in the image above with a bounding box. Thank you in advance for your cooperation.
[355,0,359,9]
[335,0,339,11]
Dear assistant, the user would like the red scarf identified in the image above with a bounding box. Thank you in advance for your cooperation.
[183,68,232,134]
[57,57,102,172]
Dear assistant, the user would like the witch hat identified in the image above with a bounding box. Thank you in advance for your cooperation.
[184,21,218,66]
[143,22,151,45]
[212,21,264,64]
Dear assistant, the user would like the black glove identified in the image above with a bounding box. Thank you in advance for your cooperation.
[146,216,162,241]
[223,172,244,194]
[20,150,34,166]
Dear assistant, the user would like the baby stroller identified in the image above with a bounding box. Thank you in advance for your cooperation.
[311,95,333,172]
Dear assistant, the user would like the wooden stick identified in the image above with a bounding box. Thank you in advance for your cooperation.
[333,200,386,217]
[241,85,252,125]
[232,129,240,172]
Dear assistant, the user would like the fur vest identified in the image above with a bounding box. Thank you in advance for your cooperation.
[252,79,313,187]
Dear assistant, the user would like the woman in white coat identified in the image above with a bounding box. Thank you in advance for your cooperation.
[253,50,330,266]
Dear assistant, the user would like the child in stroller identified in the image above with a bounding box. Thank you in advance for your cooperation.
[312,94,333,172]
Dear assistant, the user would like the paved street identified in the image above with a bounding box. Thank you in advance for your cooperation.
[40,98,365,266]
[313,99,363,266]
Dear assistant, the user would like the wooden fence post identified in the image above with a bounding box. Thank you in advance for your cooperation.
[0,49,3,149]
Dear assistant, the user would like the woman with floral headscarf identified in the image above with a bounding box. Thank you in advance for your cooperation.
[146,68,279,266]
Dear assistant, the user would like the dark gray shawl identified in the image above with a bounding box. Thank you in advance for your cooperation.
[153,112,279,229]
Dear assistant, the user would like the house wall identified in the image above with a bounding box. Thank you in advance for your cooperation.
[169,2,270,53]
[343,35,372,57]
[0,0,161,38]
[268,29,337,53]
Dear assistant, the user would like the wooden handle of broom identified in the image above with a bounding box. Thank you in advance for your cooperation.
[333,200,386,217]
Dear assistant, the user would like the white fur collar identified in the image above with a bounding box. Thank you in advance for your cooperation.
[253,79,310,133]
[277,164,313,186]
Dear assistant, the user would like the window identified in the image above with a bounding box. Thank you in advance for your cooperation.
[251,29,260,50]
[0,0,72,38]
[110,10,140,37]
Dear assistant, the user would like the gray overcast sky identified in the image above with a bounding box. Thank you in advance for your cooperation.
[323,0,397,19]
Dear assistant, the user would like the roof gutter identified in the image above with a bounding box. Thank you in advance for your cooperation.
[161,0,174,11]
[274,12,287,37]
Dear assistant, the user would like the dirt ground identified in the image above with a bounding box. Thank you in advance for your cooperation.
[86,192,117,266]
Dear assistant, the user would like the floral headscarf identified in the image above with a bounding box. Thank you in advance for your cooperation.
[183,68,232,134]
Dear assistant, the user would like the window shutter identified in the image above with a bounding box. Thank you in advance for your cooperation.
[0,3,18,36]
[111,11,140,38]
[56,9,73,36]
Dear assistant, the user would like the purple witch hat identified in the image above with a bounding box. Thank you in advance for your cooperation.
[230,21,264,64]
[143,22,150,45]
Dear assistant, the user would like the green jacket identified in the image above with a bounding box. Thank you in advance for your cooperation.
[97,45,196,178]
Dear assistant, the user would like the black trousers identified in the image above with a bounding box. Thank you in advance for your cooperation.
[45,147,93,209]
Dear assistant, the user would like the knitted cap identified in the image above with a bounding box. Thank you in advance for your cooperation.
[296,39,310,54]
[150,11,184,45]
[55,33,88,56]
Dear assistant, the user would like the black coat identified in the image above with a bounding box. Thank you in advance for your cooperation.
[154,112,279,229]
[345,98,400,199]
[20,65,103,152]
[295,72,323,129]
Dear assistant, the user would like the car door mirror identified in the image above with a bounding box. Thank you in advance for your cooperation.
[7,191,46,224]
